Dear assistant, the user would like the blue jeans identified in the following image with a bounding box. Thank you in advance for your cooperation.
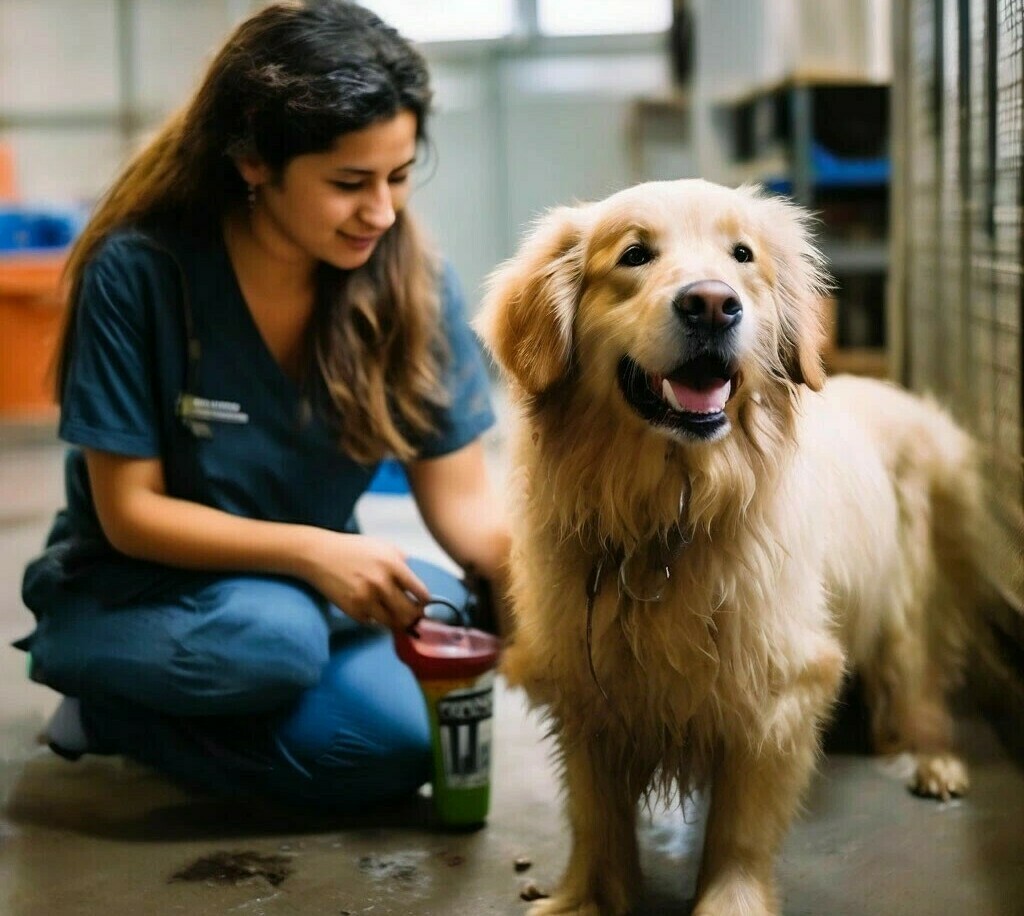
[22,560,472,812]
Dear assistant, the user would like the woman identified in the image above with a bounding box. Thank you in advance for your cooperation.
[17,0,509,812]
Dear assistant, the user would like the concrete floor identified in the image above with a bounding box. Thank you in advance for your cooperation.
[2,427,1024,916]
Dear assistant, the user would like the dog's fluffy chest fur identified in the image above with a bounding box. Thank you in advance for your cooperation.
[500,390,883,755]
[504,440,840,747]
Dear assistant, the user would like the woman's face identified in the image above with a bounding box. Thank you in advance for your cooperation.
[246,109,419,271]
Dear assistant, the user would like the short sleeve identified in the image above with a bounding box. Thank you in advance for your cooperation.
[58,236,164,457]
[416,262,496,458]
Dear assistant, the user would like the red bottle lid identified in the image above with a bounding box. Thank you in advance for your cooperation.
[394,618,501,681]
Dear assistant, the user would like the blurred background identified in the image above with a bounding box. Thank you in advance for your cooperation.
[2,1,1019,455]
[1,0,900,427]
[1,2,1023,914]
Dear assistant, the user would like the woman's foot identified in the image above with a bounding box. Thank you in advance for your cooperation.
[43,697,89,760]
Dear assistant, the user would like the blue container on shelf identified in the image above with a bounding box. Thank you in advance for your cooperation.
[0,211,35,251]
[368,457,411,495]
[0,205,86,253]
[33,210,82,248]
[763,143,890,196]
[811,143,890,188]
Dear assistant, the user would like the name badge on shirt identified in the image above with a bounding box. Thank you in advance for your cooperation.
[177,394,249,438]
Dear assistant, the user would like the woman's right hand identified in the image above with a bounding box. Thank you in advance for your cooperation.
[299,530,431,630]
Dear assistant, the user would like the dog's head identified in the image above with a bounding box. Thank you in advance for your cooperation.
[476,180,829,445]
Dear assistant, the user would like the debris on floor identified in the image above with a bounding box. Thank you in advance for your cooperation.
[519,878,549,901]
[358,852,422,883]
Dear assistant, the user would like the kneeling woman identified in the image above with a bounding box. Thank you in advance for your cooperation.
[17,0,509,812]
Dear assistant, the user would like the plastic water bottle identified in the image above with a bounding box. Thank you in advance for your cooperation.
[394,613,502,828]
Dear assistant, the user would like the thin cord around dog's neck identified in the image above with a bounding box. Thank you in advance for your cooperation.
[585,484,691,700]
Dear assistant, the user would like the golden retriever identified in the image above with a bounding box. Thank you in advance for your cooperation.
[475,180,1016,916]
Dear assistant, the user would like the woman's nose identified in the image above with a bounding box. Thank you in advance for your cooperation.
[359,182,396,231]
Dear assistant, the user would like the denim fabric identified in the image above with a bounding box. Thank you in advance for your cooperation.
[26,560,472,811]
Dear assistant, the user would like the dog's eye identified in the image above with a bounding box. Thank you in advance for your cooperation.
[732,243,754,264]
[618,244,654,268]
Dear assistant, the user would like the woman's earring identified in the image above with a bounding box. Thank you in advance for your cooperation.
[247,183,257,216]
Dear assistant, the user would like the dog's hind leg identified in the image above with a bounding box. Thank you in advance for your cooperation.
[694,643,844,916]
[859,603,970,799]
[859,474,970,800]
[529,730,654,916]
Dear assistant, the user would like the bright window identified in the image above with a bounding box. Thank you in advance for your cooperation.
[536,0,672,36]
[357,1,515,43]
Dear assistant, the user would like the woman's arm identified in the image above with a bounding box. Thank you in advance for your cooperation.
[85,448,429,628]
[405,439,513,633]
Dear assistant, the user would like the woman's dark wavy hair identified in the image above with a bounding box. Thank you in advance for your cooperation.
[58,0,446,463]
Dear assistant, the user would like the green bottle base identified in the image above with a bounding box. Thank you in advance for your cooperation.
[420,674,495,828]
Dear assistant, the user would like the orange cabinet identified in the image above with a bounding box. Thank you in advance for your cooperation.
[0,253,66,419]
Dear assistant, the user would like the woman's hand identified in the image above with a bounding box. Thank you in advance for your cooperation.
[299,530,431,630]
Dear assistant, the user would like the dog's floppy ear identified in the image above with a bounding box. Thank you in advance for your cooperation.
[759,194,829,391]
[475,206,586,395]
[783,291,827,392]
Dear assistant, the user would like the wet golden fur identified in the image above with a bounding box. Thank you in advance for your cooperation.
[476,180,1008,916]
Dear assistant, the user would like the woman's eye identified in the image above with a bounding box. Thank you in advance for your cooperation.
[331,180,363,192]
[618,244,654,268]
[388,173,410,185]
[732,243,754,263]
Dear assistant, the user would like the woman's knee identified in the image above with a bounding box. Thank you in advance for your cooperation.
[280,693,431,765]
[166,577,330,714]
[287,714,432,809]
[275,632,431,783]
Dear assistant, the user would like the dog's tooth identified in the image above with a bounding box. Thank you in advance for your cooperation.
[662,378,684,412]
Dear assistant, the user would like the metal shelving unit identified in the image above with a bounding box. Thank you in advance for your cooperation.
[723,78,892,377]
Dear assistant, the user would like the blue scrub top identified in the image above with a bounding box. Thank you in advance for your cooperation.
[22,222,495,612]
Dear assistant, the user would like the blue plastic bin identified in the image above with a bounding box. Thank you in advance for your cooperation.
[763,143,890,195]
[0,211,34,250]
[0,205,86,253]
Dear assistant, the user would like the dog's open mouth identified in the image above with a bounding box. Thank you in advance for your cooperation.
[617,353,738,439]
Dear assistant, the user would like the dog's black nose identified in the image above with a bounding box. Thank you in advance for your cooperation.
[673,280,742,331]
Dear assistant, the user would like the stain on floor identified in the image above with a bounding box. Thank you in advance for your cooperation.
[171,849,294,887]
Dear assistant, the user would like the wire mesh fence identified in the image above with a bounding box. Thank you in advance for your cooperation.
[900,0,1023,505]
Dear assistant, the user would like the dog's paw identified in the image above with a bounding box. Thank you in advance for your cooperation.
[911,753,969,801]
[527,897,602,916]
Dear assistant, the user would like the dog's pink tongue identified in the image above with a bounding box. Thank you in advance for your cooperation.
[667,377,731,413]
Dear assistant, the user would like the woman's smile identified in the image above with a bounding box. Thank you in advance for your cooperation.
[339,231,382,251]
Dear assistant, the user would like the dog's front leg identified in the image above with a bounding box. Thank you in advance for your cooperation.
[693,644,844,916]
[531,731,648,916]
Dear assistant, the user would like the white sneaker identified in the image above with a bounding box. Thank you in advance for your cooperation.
[44,697,88,761]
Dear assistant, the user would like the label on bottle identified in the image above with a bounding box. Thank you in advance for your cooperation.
[435,673,494,789]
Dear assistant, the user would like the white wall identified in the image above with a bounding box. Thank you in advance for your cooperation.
[0,0,243,201]
[420,45,675,303]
